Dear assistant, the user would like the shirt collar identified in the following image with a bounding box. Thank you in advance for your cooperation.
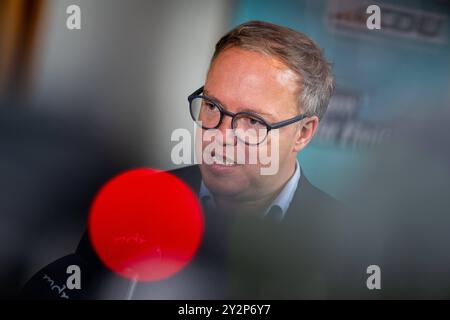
[264,159,301,219]
[198,160,301,220]
[199,179,216,208]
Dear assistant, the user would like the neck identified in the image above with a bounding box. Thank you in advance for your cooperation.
[214,190,279,216]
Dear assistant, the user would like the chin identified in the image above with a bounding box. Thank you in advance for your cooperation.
[200,164,247,196]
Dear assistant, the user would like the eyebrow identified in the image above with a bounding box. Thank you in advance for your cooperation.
[203,89,275,119]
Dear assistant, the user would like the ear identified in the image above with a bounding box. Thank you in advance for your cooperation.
[292,116,319,153]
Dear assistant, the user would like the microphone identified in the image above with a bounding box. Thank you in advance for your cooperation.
[21,168,205,299]
[20,252,137,299]
[20,253,90,299]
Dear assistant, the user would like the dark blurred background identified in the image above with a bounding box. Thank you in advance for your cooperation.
[1,0,449,298]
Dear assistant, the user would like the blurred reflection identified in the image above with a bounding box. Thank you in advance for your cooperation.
[1,0,450,298]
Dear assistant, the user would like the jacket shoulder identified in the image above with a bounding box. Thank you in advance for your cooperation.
[297,171,343,211]
[302,177,342,210]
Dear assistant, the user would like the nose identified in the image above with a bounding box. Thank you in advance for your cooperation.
[216,114,236,146]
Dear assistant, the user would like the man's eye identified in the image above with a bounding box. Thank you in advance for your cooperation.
[246,117,263,127]
[205,103,216,111]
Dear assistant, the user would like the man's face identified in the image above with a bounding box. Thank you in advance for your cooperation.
[197,47,302,201]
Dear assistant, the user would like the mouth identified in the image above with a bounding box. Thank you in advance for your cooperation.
[208,150,240,169]
[213,151,236,166]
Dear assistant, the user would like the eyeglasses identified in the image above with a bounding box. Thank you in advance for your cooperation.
[188,86,306,145]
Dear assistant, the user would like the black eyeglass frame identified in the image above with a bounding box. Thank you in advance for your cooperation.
[188,86,307,145]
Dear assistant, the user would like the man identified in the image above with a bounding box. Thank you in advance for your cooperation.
[22,21,376,299]
[169,21,375,299]
[191,20,332,218]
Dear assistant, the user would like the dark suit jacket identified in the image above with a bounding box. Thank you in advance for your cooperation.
[22,165,380,299]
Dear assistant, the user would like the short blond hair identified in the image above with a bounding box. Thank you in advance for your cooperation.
[211,20,334,120]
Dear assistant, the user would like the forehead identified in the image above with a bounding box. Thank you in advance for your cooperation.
[205,47,300,118]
